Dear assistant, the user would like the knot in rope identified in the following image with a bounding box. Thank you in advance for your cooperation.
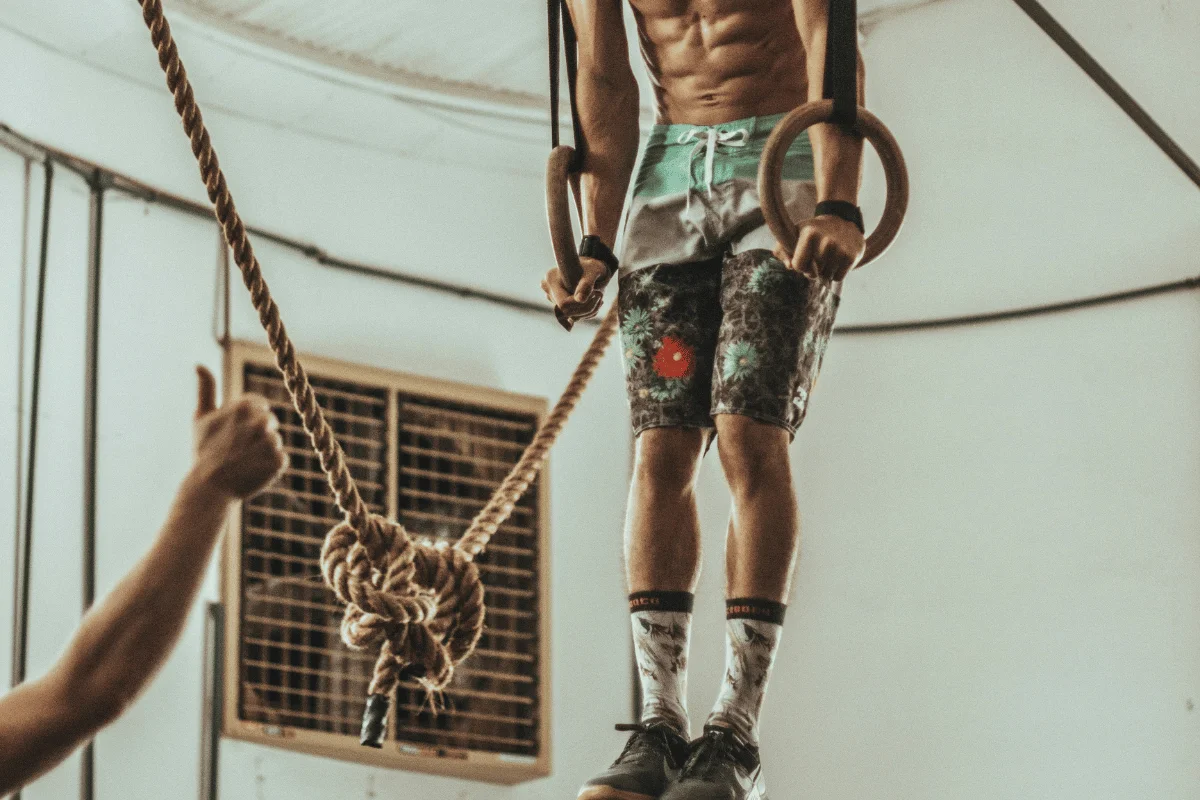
[320,514,485,695]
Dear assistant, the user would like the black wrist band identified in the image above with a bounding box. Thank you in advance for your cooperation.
[814,200,865,233]
[579,235,619,278]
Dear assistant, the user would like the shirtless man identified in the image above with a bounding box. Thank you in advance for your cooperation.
[540,1,866,798]
[0,367,285,796]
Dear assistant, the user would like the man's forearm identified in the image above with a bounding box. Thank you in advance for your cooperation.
[806,55,865,204]
[797,2,866,205]
[59,471,232,719]
[0,471,233,794]
[578,71,641,248]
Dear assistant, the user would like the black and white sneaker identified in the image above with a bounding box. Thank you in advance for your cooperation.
[660,725,768,800]
[578,721,692,800]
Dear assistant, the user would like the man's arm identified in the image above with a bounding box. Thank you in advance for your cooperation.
[570,0,640,249]
[794,0,865,206]
[543,0,640,308]
[0,366,286,796]
[782,0,868,279]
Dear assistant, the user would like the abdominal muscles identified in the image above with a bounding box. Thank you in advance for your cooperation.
[629,0,809,124]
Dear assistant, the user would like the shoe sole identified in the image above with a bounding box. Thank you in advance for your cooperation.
[577,788,656,800]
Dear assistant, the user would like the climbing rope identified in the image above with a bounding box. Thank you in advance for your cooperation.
[135,0,618,744]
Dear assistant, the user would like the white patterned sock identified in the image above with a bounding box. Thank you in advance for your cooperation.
[629,592,694,735]
[707,600,785,746]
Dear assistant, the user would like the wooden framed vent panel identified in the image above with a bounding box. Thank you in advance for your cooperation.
[221,342,550,783]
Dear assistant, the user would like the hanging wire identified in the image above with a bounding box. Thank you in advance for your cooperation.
[10,156,31,683]
[11,158,52,700]
[0,123,1195,336]
[212,229,232,348]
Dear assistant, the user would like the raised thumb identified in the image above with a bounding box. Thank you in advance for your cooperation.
[195,365,218,419]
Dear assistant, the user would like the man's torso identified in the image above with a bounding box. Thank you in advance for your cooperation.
[626,0,810,125]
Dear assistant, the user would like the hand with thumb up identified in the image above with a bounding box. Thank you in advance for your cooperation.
[190,365,287,502]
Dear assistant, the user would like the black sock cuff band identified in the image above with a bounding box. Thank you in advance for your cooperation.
[629,591,695,614]
[726,597,787,624]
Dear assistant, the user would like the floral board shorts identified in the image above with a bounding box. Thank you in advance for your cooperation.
[618,253,838,439]
[615,111,839,439]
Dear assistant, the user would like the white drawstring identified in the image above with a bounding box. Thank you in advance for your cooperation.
[676,126,749,214]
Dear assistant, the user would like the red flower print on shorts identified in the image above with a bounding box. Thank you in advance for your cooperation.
[653,336,695,379]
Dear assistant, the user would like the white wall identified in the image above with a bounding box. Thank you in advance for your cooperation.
[681,300,1200,800]
[678,5,1200,800]
[773,294,1200,799]
[2,1,1198,799]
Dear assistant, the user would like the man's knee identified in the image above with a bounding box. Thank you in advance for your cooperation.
[633,427,705,496]
[714,415,791,498]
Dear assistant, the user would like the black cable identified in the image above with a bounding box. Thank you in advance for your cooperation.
[835,274,1200,335]
[11,159,52,700]
[0,124,1194,336]
[199,603,224,800]
[561,1,585,171]
[10,158,31,691]
[823,0,859,127]
[0,124,571,322]
[548,0,586,171]
[80,174,104,800]
[212,231,231,348]
[1010,0,1200,191]
[548,0,560,149]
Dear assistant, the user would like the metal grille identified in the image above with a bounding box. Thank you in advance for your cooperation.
[395,395,541,757]
[235,361,542,758]
[239,364,387,736]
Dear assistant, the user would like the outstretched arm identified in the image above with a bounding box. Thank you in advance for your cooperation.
[542,0,640,308]
[0,366,286,796]
[782,0,868,279]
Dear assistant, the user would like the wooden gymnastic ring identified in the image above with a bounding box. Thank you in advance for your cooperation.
[546,145,583,290]
[546,145,603,331]
[758,100,909,269]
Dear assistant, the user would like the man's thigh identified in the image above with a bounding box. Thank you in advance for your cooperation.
[710,249,839,436]
[617,258,723,438]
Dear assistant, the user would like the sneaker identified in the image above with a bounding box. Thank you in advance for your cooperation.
[578,721,692,800]
[660,725,767,800]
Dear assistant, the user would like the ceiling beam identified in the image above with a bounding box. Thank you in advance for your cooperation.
[1010,0,1200,190]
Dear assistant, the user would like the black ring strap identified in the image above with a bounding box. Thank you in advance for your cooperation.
[822,0,859,128]
[549,0,586,172]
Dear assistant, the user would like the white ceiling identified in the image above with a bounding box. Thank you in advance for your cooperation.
[169,0,930,109]
[170,0,555,109]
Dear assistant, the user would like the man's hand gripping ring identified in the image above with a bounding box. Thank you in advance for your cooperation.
[546,145,604,331]
[758,100,909,269]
